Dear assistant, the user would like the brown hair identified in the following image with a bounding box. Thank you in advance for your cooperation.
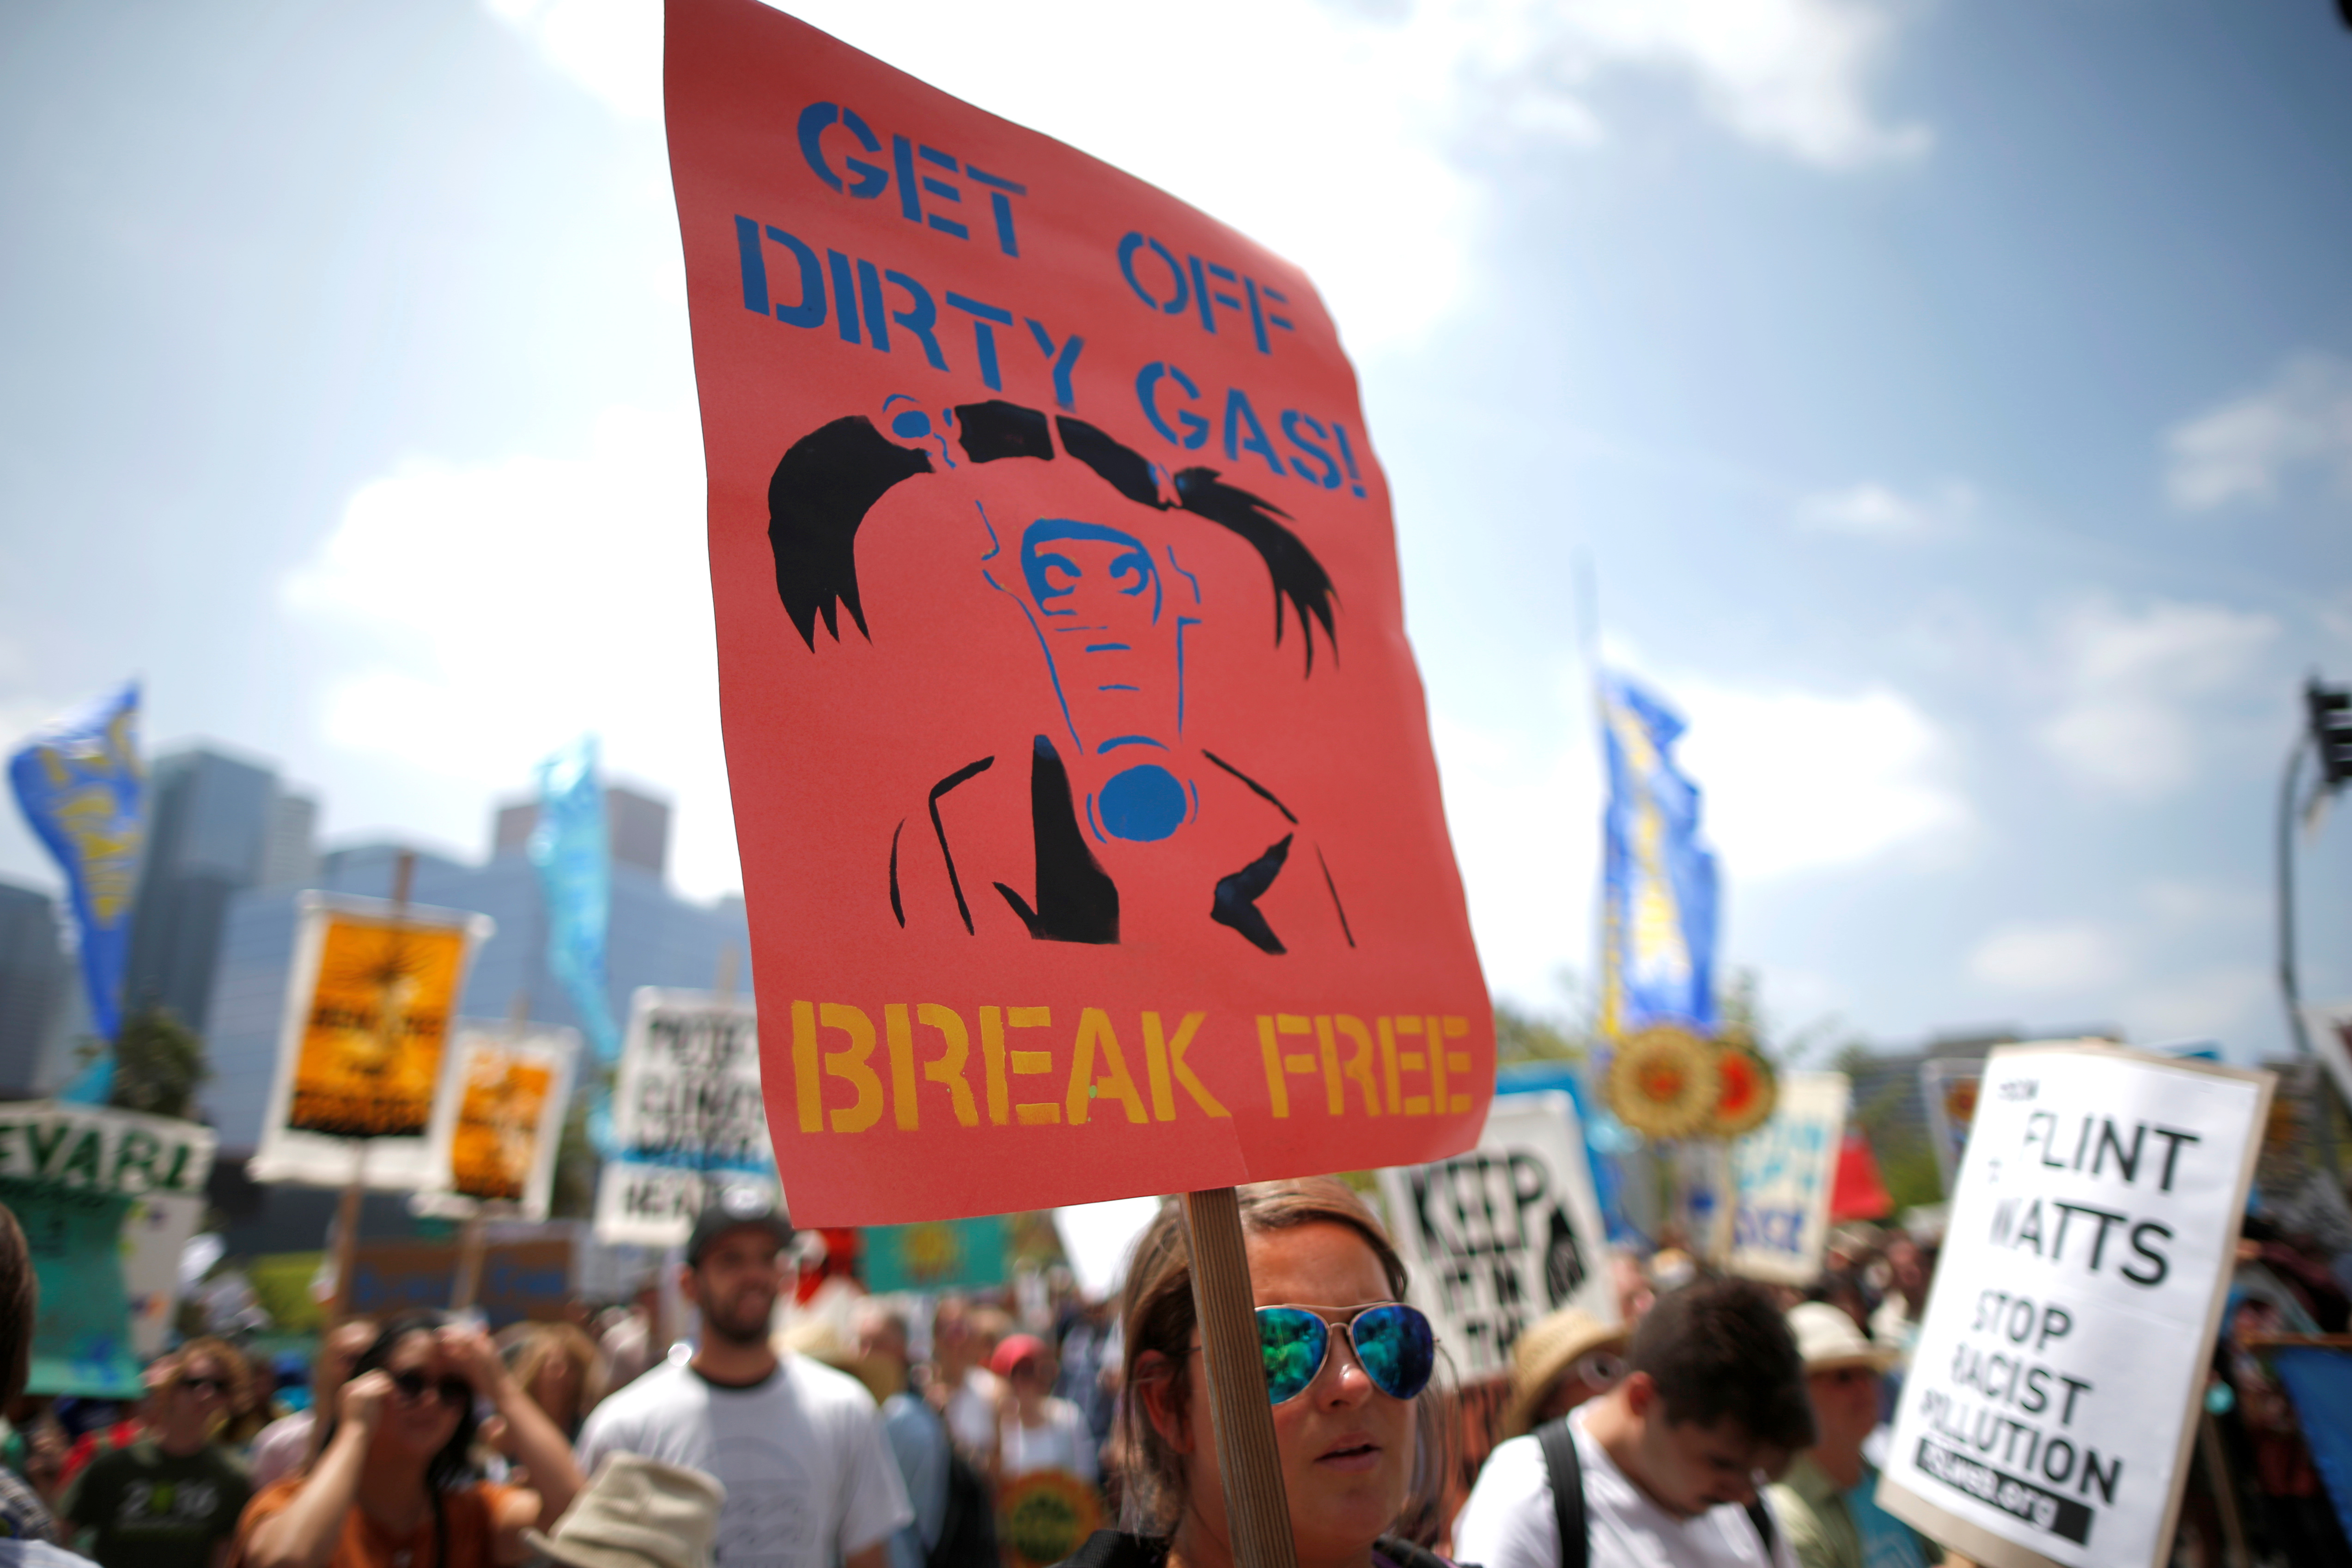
[511,1321,605,1431]
[166,1337,252,1408]
[0,1205,33,1405]
[1112,1178,1449,1537]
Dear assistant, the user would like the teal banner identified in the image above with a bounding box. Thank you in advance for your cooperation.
[0,1178,142,1398]
[862,1216,1008,1295]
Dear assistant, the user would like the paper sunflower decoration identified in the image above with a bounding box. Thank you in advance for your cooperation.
[1708,1036,1779,1138]
[1605,1024,1721,1138]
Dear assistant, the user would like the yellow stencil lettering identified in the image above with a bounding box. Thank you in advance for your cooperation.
[1258,1015,1316,1118]
[1258,1016,1288,1117]
[1005,1006,1057,1126]
[1393,1015,1430,1116]
[1143,1012,1225,1120]
[885,1004,918,1130]
[1334,1015,1380,1116]
[1066,1008,1148,1126]
[1442,1015,1474,1114]
[1313,1017,1345,1116]
[818,1003,882,1133]
[979,1008,1009,1126]
[1378,1016,1401,1115]
[918,1004,978,1127]
[791,1000,822,1132]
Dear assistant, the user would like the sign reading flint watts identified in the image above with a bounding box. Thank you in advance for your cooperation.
[1878,1045,2273,1568]
[595,989,777,1246]
[1378,1094,1617,1380]
[250,893,493,1191]
[669,0,1492,1223]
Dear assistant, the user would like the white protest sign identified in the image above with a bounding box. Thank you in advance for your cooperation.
[593,989,778,1246]
[249,893,494,1191]
[418,1022,580,1222]
[2303,998,2352,1118]
[1376,1092,1616,1380]
[1727,1070,1848,1285]
[1878,1044,2273,1568]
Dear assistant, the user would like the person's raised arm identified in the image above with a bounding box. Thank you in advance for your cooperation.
[440,1327,584,1532]
[241,1374,384,1568]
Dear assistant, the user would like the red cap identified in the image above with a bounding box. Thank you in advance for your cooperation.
[989,1334,1050,1378]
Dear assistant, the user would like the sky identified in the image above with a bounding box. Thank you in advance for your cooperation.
[4,0,2349,1064]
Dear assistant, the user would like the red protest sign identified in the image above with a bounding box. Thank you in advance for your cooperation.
[668,0,1492,1224]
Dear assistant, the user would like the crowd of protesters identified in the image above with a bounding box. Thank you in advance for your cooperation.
[0,1179,2346,1568]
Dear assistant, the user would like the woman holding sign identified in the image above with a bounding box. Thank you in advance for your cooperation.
[1057,1179,1451,1568]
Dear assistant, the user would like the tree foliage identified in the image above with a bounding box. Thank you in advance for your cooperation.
[108,1004,210,1121]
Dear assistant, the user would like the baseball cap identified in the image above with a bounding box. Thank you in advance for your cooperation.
[684,1186,795,1267]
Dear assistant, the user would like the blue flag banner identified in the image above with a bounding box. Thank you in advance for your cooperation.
[7,682,143,1101]
[1598,670,1718,1039]
[529,736,620,1064]
[2274,1346,2352,1545]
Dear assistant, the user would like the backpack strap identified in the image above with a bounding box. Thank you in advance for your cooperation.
[1744,1496,1777,1562]
[1534,1417,1587,1568]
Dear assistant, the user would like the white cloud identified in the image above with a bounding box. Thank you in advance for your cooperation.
[1968,919,2129,993]
[2127,962,2271,1049]
[1671,679,1969,881]
[484,0,1926,353]
[1793,479,1972,539]
[2165,353,2352,511]
[2036,597,2278,797]
[282,407,742,899]
[1430,708,1602,1006]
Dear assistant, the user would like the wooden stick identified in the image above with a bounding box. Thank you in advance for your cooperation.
[2198,1410,2252,1568]
[450,1211,488,1315]
[330,851,418,1324]
[329,1142,366,1325]
[1181,1188,1297,1568]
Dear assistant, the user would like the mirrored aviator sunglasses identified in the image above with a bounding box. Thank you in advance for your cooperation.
[1257,1303,1435,1405]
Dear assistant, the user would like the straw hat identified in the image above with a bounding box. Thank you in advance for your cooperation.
[525,1453,726,1568]
[1786,1302,1899,1374]
[1501,1307,1629,1440]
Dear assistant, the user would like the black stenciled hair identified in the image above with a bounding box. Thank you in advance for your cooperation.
[1629,1277,1816,1453]
[766,399,1338,671]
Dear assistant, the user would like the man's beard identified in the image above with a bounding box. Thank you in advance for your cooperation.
[703,1282,777,1347]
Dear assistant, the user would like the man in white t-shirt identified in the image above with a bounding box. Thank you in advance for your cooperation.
[577,1190,913,1568]
[1456,1277,1814,1568]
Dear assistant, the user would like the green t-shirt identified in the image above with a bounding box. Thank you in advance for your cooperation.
[62,1439,252,1568]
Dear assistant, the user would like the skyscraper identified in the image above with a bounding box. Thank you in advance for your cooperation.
[0,879,69,1095]
[124,747,281,1031]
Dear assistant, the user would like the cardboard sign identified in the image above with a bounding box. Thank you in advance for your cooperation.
[420,1023,580,1220]
[1726,1070,1849,1285]
[863,1215,1008,1295]
[250,893,493,1191]
[594,989,778,1245]
[2303,998,2352,1118]
[1878,1045,2273,1568]
[345,1236,576,1327]
[122,1191,207,1359]
[3,1179,140,1398]
[666,0,1490,1224]
[0,1100,216,1198]
[1376,1093,1617,1380]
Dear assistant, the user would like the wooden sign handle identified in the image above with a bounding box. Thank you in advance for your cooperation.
[1181,1188,1298,1568]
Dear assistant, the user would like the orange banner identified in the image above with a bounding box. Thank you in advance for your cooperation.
[669,0,1492,1223]
[288,916,468,1139]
